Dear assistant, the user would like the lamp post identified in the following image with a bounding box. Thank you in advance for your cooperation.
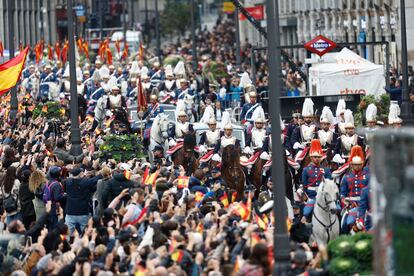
[400,0,412,121]
[123,0,128,59]
[7,0,18,121]
[265,0,291,274]
[67,0,82,155]
[155,0,161,63]
[190,0,198,71]
[234,8,241,70]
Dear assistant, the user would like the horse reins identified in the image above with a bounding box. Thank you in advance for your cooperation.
[313,183,338,243]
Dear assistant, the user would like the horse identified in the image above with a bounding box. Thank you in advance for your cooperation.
[183,94,197,122]
[171,132,199,176]
[247,152,296,201]
[311,178,340,245]
[148,114,169,163]
[221,145,245,201]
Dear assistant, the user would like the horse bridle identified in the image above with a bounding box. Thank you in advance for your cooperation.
[313,181,338,243]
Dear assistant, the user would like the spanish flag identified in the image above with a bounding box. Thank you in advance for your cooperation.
[219,192,229,208]
[231,191,237,203]
[124,170,131,180]
[255,213,268,231]
[171,250,184,263]
[145,170,159,187]
[0,47,29,96]
[177,176,189,189]
[195,191,204,203]
[234,202,250,220]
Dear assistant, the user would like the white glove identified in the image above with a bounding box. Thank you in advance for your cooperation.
[260,152,271,160]
[293,142,301,150]
[106,110,113,117]
[199,145,207,154]
[243,146,252,155]
[332,154,345,164]
[168,139,177,147]
[212,154,222,162]
[170,91,176,98]
[159,91,165,97]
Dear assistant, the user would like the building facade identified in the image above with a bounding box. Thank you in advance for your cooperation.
[240,0,414,66]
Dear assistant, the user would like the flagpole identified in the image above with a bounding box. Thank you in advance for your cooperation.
[7,0,18,121]
[68,0,82,155]
[265,0,291,274]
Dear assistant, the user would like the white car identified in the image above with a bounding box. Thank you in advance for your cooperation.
[193,122,245,149]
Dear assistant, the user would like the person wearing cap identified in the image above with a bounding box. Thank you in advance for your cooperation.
[213,123,240,153]
[168,110,194,142]
[240,91,261,126]
[302,140,332,205]
[290,98,318,155]
[199,117,222,150]
[340,146,369,233]
[64,167,102,235]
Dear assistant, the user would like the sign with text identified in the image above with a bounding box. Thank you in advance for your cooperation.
[239,6,265,21]
[304,35,337,57]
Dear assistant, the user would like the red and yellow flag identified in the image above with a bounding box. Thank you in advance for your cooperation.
[195,191,204,203]
[196,222,203,233]
[220,192,229,208]
[55,42,61,60]
[138,42,144,61]
[231,191,237,203]
[145,170,159,187]
[142,166,150,183]
[255,213,268,231]
[251,232,261,248]
[234,202,250,220]
[0,47,29,96]
[177,176,189,189]
[171,250,184,263]
[124,170,131,180]
[47,44,53,60]
[122,41,129,60]
[83,41,89,59]
[115,39,121,54]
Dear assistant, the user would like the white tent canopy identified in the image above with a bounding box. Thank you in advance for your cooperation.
[308,48,386,97]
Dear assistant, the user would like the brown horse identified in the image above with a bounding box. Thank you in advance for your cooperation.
[171,133,199,176]
[248,153,295,201]
[221,145,245,201]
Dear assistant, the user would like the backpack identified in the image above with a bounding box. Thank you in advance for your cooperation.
[1,186,18,213]
[42,180,63,203]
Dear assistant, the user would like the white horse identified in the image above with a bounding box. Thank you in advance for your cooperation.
[94,95,108,128]
[183,94,197,122]
[148,113,170,163]
[311,178,340,245]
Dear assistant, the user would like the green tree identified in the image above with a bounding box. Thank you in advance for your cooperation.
[160,0,192,36]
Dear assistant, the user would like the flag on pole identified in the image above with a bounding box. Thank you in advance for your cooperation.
[144,170,159,188]
[0,47,29,96]
[83,41,89,59]
[231,191,237,203]
[47,44,53,60]
[115,39,121,54]
[55,42,61,60]
[122,41,129,60]
[0,41,4,57]
[138,42,144,61]
[137,76,147,111]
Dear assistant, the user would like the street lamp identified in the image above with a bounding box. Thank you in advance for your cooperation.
[190,0,198,71]
[400,0,412,122]
[265,0,291,274]
[234,8,241,70]
[155,0,161,63]
[67,0,82,155]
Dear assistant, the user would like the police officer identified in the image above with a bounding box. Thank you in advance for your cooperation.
[213,124,240,154]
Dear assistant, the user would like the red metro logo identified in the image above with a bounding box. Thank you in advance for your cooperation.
[304,35,337,57]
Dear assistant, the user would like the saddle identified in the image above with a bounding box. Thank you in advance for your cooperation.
[332,162,350,178]
[262,157,300,171]
[199,150,214,163]
[166,141,184,155]
[240,152,261,167]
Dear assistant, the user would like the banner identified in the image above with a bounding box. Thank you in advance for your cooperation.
[0,47,29,95]
[239,6,264,21]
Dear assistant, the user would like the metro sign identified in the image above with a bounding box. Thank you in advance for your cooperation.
[304,35,337,57]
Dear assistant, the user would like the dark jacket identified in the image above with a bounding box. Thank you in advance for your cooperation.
[102,173,135,206]
[54,147,85,164]
[64,175,102,216]
[18,181,35,218]
[46,179,66,216]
